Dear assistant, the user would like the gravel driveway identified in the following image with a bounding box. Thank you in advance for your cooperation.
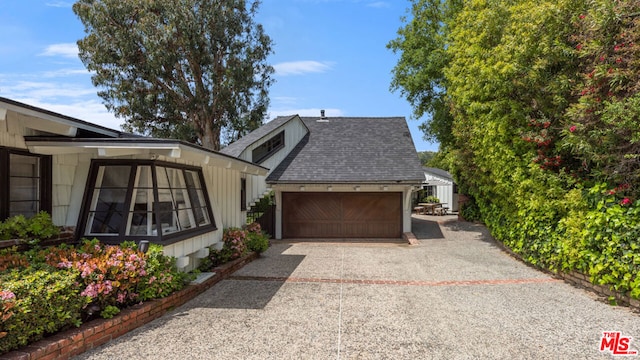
[75,216,640,359]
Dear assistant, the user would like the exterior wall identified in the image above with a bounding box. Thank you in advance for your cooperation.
[271,183,416,239]
[423,171,458,212]
[239,118,308,205]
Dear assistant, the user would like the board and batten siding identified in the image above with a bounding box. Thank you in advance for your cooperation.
[423,171,458,212]
[238,117,309,205]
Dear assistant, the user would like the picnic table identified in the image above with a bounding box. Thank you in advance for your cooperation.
[417,202,444,215]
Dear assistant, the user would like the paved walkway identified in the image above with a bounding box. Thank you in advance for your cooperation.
[76,216,640,359]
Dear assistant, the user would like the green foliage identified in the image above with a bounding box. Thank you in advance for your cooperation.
[73,0,275,150]
[422,195,440,203]
[137,244,190,301]
[0,212,60,246]
[244,223,269,254]
[394,0,640,301]
[202,223,269,269]
[100,305,121,319]
[0,269,89,354]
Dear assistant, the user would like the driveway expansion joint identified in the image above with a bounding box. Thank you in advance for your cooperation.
[228,275,562,287]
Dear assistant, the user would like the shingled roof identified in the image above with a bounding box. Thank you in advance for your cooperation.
[266,116,424,184]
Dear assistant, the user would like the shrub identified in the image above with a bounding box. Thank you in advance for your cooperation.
[244,223,269,254]
[422,195,440,203]
[137,244,190,301]
[222,227,247,260]
[45,239,147,316]
[0,269,89,354]
[0,212,59,246]
[0,247,29,272]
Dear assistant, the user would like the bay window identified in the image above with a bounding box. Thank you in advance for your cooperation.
[79,160,215,244]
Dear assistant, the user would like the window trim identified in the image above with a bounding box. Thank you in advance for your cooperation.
[252,131,285,163]
[77,159,217,245]
[0,147,52,221]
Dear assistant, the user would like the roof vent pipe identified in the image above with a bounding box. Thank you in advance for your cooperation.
[320,109,325,118]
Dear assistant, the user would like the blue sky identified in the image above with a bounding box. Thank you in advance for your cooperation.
[0,0,438,152]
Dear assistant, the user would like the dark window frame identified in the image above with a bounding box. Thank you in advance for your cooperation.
[240,178,247,211]
[77,159,217,245]
[0,147,52,221]
[252,131,285,163]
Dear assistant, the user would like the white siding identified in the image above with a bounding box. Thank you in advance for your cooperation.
[423,170,458,212]
[240,117,308,205]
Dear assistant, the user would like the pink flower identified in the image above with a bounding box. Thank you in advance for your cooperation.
[0,290,15,301]
[576,44,583,50]
[621,198,632,206]
[569,125,577,133]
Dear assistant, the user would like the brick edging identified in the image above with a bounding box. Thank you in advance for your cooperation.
[0,252,259,360]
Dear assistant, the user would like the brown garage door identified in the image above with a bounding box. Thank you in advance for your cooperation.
[282,192,402,238]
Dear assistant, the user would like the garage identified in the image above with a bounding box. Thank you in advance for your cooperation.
[282,192,402,238]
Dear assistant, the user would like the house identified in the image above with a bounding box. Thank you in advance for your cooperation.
[0,97,267,271]
[221,113,425,239]
[421,167,458,212]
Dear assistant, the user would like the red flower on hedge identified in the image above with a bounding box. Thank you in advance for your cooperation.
[569,125,577,133]
[621,198,632,206]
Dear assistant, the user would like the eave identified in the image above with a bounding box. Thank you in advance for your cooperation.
[24,137,269,176]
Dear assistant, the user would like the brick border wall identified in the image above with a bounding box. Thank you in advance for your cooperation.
[0,252,259,360]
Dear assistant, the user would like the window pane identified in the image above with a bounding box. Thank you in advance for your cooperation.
[87,211,124,234]
[10,154,39,177]
[9,202,38,218]
[176,203,194,230]
[194,206,210,226]
[165,167,186,188]
[9,153,40,217]
[94,188,128,212]
[10,178,38,201]
[188,188,207,209]
[136,166,153,188]
[100,166,130,187]
[184,170,201,189]
[156,166,170,188]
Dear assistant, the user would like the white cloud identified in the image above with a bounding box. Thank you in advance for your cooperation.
[367,1,390,8]
[273,61,333,76]
[42,68,90,78]
[267,108,344,119]
[45,1,73,7]
[40,43,78,58]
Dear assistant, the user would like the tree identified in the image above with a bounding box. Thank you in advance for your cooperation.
[387,0,461,149]
[73,0,274,150]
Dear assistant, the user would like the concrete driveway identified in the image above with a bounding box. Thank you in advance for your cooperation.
[76,217,640,359]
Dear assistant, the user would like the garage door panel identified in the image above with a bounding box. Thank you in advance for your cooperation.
[282,192,402,238]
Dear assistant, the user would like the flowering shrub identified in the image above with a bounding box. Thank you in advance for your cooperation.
[204,223,269,269]
[222,227,248,260]
[0,269,89,354]
[0,290,16,339]
[137,244,190,301]
[45,239,147,315]
[243,222,270,254]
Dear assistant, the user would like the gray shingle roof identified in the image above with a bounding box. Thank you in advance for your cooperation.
[266,117,424,184]
[220,115,299,157]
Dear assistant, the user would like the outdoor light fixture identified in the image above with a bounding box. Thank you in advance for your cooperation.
[138,240,150,253]
[300,186,305,191]
[327,185,332,191]
[383,186,389,191]
[355,186,361,191]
